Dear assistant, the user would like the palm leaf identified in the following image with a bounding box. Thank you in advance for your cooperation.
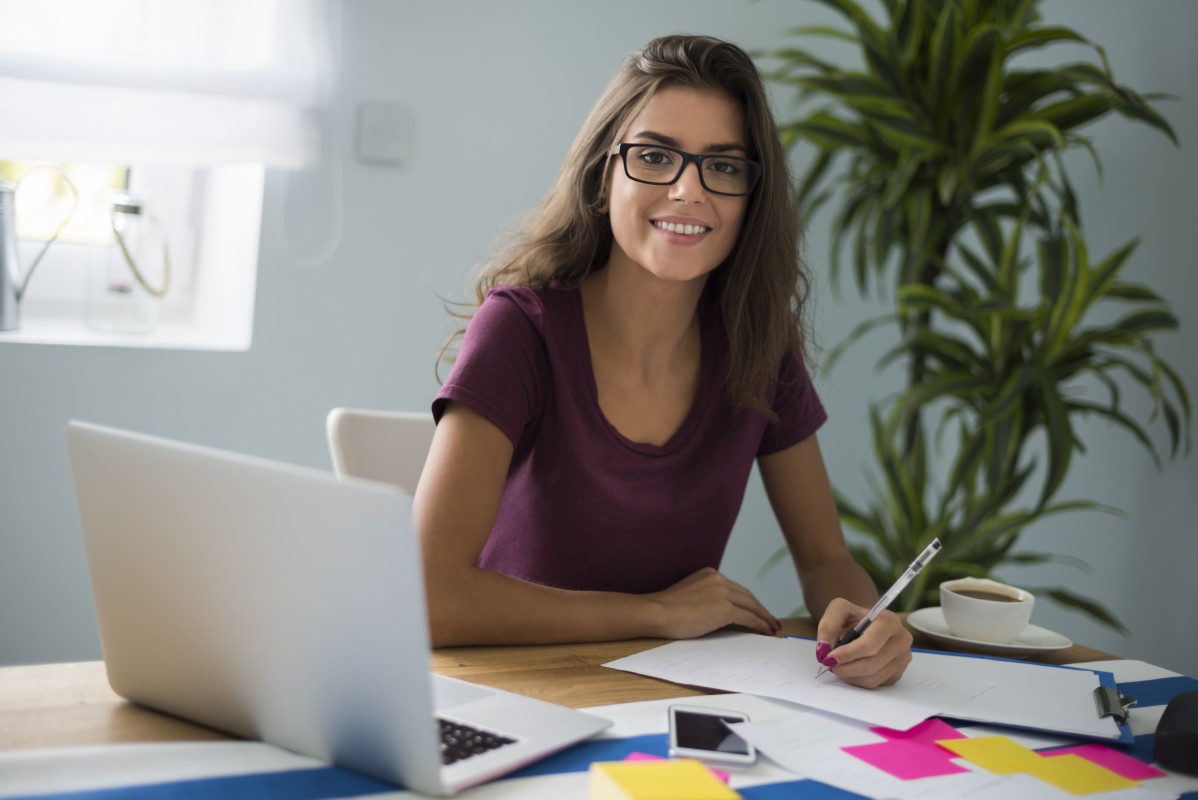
[1005,26,1088,54]
[1032,587,1130,635]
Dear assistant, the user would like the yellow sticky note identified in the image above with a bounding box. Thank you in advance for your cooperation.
[936,736,1043,774]
[1025,753,1139,795]
[588,759,740,800]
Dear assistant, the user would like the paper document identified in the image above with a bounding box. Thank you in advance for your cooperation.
[605,631,1123,739]
[604,631,991,730]
[935,655,1122,740]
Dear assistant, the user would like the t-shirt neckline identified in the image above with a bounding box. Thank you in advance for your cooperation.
[570,286,714,456]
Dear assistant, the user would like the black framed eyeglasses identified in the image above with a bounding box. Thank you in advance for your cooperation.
[613,143,761,197]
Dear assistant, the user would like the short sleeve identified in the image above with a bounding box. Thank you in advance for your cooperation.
[756,352,827,456]
[432,288,549,447]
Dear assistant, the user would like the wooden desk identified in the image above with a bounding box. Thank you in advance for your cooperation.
[0,617,1117,752]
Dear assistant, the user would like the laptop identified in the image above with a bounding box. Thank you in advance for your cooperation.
[65,420,611,796]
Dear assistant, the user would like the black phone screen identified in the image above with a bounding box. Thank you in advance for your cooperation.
[674,710,752,754]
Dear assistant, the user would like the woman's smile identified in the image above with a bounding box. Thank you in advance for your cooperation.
[651,217,712,239]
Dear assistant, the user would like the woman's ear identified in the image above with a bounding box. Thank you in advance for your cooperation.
[595,155,617,214]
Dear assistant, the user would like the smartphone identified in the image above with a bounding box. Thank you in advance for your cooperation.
[667,704,758,766]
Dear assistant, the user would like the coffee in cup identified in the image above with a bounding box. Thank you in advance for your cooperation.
[940,577,1034,643]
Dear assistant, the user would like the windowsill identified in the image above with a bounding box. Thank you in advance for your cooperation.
[0,310,250,351]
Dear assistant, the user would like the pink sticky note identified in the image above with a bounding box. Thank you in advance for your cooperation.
[843,739,970,780]
[1044,744,1167,780]
[623,752,731,784]
[870,718,966,748]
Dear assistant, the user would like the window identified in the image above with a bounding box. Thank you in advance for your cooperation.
[0,0,333,349]
[0,161,128,243]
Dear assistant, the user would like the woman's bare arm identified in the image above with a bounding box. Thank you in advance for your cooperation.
[412,402,778,647]
[759,434,912,687]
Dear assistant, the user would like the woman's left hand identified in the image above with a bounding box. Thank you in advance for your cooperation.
[815,598,913,688]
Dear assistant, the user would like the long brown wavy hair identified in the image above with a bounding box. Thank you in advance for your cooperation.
[439,34,812,417]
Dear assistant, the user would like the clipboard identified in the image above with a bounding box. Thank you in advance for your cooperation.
[918,647,1135,744]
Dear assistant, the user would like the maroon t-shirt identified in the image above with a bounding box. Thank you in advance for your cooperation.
[432,285,826,594]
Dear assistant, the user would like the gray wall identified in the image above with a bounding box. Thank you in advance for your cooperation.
[2,0,1195,677]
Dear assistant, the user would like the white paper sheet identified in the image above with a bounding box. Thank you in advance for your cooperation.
[604,631,1129,739]
[0,742,330,797]
[604,630,993,729]
[935,654,1122,738]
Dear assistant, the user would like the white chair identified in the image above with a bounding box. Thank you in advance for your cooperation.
[325,407,436,495]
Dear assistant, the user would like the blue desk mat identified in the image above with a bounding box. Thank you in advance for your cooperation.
[10,671,1195,800]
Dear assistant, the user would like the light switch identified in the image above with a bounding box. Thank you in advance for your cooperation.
[356,102,414,166]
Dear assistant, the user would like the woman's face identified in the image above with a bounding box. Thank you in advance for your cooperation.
[604,87,751,287]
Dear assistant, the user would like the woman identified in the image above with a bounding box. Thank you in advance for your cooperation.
[413,34,912,687]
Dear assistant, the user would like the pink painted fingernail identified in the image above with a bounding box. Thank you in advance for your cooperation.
[824,656,839,667]
[816,641,832,662]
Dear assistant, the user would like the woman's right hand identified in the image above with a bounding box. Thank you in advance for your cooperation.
[646,567,780,640]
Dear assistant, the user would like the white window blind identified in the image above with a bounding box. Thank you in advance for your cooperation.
[0,0,332,168]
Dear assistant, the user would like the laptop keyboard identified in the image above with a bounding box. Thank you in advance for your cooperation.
[438,718,517,765]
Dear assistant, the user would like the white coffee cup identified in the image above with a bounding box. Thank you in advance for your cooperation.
[940,577,1034,643]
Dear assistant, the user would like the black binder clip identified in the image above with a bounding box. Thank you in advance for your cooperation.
[1094,685,1137,726]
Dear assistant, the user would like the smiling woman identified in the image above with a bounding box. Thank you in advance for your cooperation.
[415,34,915,689]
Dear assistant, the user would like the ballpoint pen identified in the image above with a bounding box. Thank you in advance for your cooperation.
[815,538,942,677]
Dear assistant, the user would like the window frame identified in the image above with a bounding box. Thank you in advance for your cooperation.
[4,163,263,351]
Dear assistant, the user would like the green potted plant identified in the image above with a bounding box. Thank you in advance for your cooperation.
[759,0,1191,629]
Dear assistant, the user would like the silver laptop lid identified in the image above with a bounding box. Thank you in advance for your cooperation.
[66,421,443,792]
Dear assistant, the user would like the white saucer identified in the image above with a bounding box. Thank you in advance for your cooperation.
[908,607,1072,658]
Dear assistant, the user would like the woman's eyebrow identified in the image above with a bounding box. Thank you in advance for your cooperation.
[631,130,748,154]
